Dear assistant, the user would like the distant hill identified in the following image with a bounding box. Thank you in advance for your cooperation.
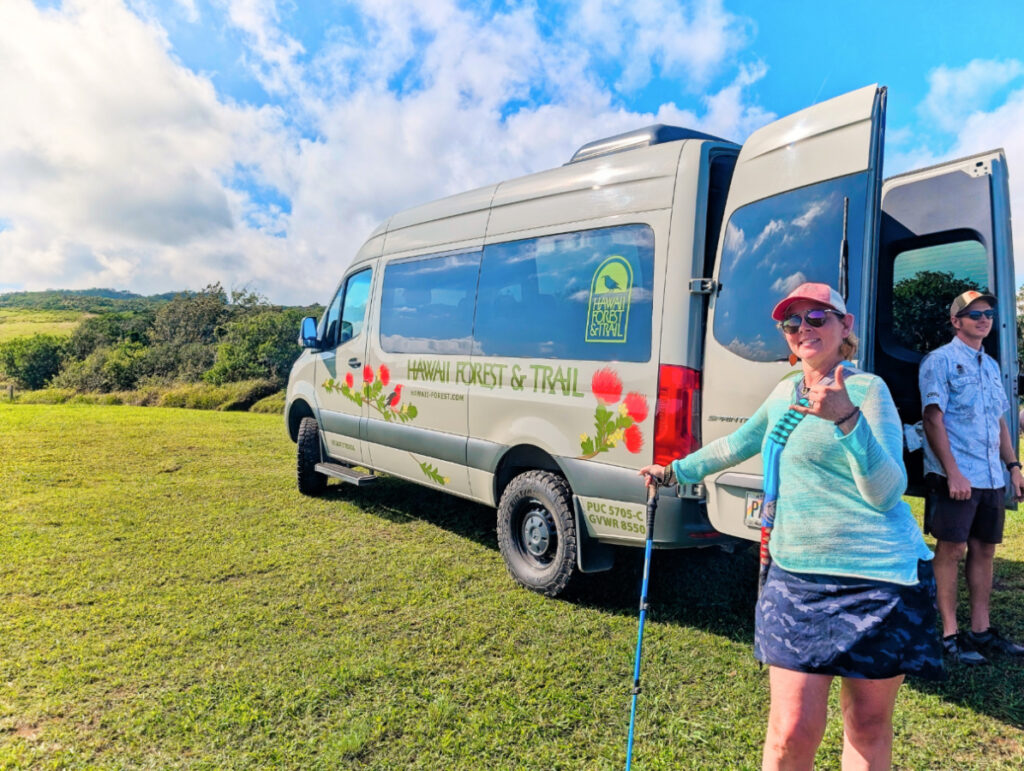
[0,289,179,314]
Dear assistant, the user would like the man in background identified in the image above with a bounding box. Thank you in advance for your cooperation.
[920,290,1024,665]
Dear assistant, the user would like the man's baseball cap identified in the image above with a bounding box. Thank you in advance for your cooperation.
[950,289,997,317]
[771,282,847,321]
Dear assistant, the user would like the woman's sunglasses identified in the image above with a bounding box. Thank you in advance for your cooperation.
[956,308,996,320]
[778,309,845,334]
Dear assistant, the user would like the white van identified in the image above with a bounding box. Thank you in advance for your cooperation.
[285,84,1018,596]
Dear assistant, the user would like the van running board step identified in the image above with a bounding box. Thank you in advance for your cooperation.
[315,462,377,486]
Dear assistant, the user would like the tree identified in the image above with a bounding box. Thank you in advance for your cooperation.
[151,283,231,346]
[0,335,65,389]
[204,308,308,385]
[66,311,154,360]
[892,270,982,354]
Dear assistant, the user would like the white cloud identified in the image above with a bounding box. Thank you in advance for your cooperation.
[892,60,1024,288]
[574,0,751,92]
[920,58,1024,133]
[751,219,784,253]
[0,0,771,303]
[771,272,807,295]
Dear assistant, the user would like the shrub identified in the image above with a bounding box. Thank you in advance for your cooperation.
[51,341,148,392]
[249,390,286,414]
[0,334,65,389]
[158,379,278,411]
[204,309,306,385]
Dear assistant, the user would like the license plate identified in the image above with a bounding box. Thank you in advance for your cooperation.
[744,491,765,529]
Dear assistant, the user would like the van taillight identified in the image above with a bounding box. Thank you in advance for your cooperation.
[652,365,701,466]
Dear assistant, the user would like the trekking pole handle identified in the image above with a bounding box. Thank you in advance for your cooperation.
[645,482,658,535]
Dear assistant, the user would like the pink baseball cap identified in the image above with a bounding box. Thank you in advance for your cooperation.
[771,282,847,320]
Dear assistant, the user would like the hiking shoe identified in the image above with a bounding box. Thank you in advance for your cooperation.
[966,627,1024,657]
[942,632,989,665]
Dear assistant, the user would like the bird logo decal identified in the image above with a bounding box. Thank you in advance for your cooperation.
[586,255,633,344]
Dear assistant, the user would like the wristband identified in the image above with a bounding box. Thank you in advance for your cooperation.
[662,465,676,486]
[834,406,860,427]
[1007,461,1021,471]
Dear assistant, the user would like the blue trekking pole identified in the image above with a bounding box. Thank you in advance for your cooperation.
[625,480,659,770]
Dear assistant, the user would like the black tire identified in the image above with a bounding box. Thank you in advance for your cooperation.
[496,470,577,597]
[297,416,328,496]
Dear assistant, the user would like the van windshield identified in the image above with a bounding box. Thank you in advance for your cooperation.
[713,173,868,362]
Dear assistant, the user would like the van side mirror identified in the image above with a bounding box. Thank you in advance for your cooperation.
[340,320,354,343]
[299,316,320,349]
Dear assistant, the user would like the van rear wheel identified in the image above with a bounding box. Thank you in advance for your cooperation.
[497,470,577,597]
[297,416,328,496]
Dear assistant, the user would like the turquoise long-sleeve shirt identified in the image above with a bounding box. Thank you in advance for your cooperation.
[671,369,932,585]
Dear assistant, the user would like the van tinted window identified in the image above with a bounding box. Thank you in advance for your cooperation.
[714,174,868,362]
[340,269,372,343]
[380,251,481,354]
[889,240,987,355]
[319,268,371,348]
[475,224,654,361]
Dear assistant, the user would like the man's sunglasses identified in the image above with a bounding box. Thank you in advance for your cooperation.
[956,308,996,320]
[778,309,845,334]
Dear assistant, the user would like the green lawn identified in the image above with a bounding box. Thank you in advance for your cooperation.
[1,404,1023,769]
[0,309,88,341]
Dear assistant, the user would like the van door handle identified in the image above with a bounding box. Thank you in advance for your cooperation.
[348,358,361,368]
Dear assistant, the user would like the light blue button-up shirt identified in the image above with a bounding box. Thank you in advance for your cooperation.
[919,336,1009,489]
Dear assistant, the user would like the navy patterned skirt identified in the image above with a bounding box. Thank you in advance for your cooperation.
[754,560,944,680]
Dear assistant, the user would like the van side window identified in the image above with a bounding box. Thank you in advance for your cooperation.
[319,286,343,348]
[339,269,372,344]
[713,174,869,362]
[379,251,481,355]
[887,239,987,355]
[475,224,654,361]
[321,269,372,349]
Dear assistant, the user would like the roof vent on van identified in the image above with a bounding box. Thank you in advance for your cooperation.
[567,124,730,164]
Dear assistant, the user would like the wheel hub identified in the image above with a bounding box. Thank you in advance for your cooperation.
[521,508,553,557]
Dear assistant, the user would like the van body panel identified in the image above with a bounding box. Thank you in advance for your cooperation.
[699,85,886,539]
[729,84,881,209]
[576,493,723,546]
[467,207,670,510]
[361,246,478,496]
[315,264,378,466]
[485,143,682,238]
[382,210,490,257]
[666,141,739,372]
[385,183,495,231]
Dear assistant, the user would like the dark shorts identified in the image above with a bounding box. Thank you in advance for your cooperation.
[754,560,944,680]
[924,473,1005,544]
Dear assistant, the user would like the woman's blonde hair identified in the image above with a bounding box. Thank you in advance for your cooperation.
[840,329,859,360]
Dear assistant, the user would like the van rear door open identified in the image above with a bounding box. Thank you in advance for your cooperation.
[698,84,887,540]
[868,150,1018,498]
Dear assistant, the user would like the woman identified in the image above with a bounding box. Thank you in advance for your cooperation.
[640,282,941,770]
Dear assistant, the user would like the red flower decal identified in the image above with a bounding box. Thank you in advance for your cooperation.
[591,368,623,404]
[344,372,354,388]
[389,384,403,410]
[623,392,648,423]
[379,364,390,387]
[624,424,644,454]
[363,365,374,384]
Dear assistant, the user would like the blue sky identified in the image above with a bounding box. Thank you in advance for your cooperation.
[1,0,1023,304]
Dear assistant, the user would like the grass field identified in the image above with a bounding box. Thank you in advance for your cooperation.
[0,309,88,341]
[2,404,1023,769]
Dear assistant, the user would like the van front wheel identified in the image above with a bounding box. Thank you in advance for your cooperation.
[497,470,577,597]
[297,416,328,496]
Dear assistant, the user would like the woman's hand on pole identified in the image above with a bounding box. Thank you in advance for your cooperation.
[637,464,665,488]
[790,365,857,427]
